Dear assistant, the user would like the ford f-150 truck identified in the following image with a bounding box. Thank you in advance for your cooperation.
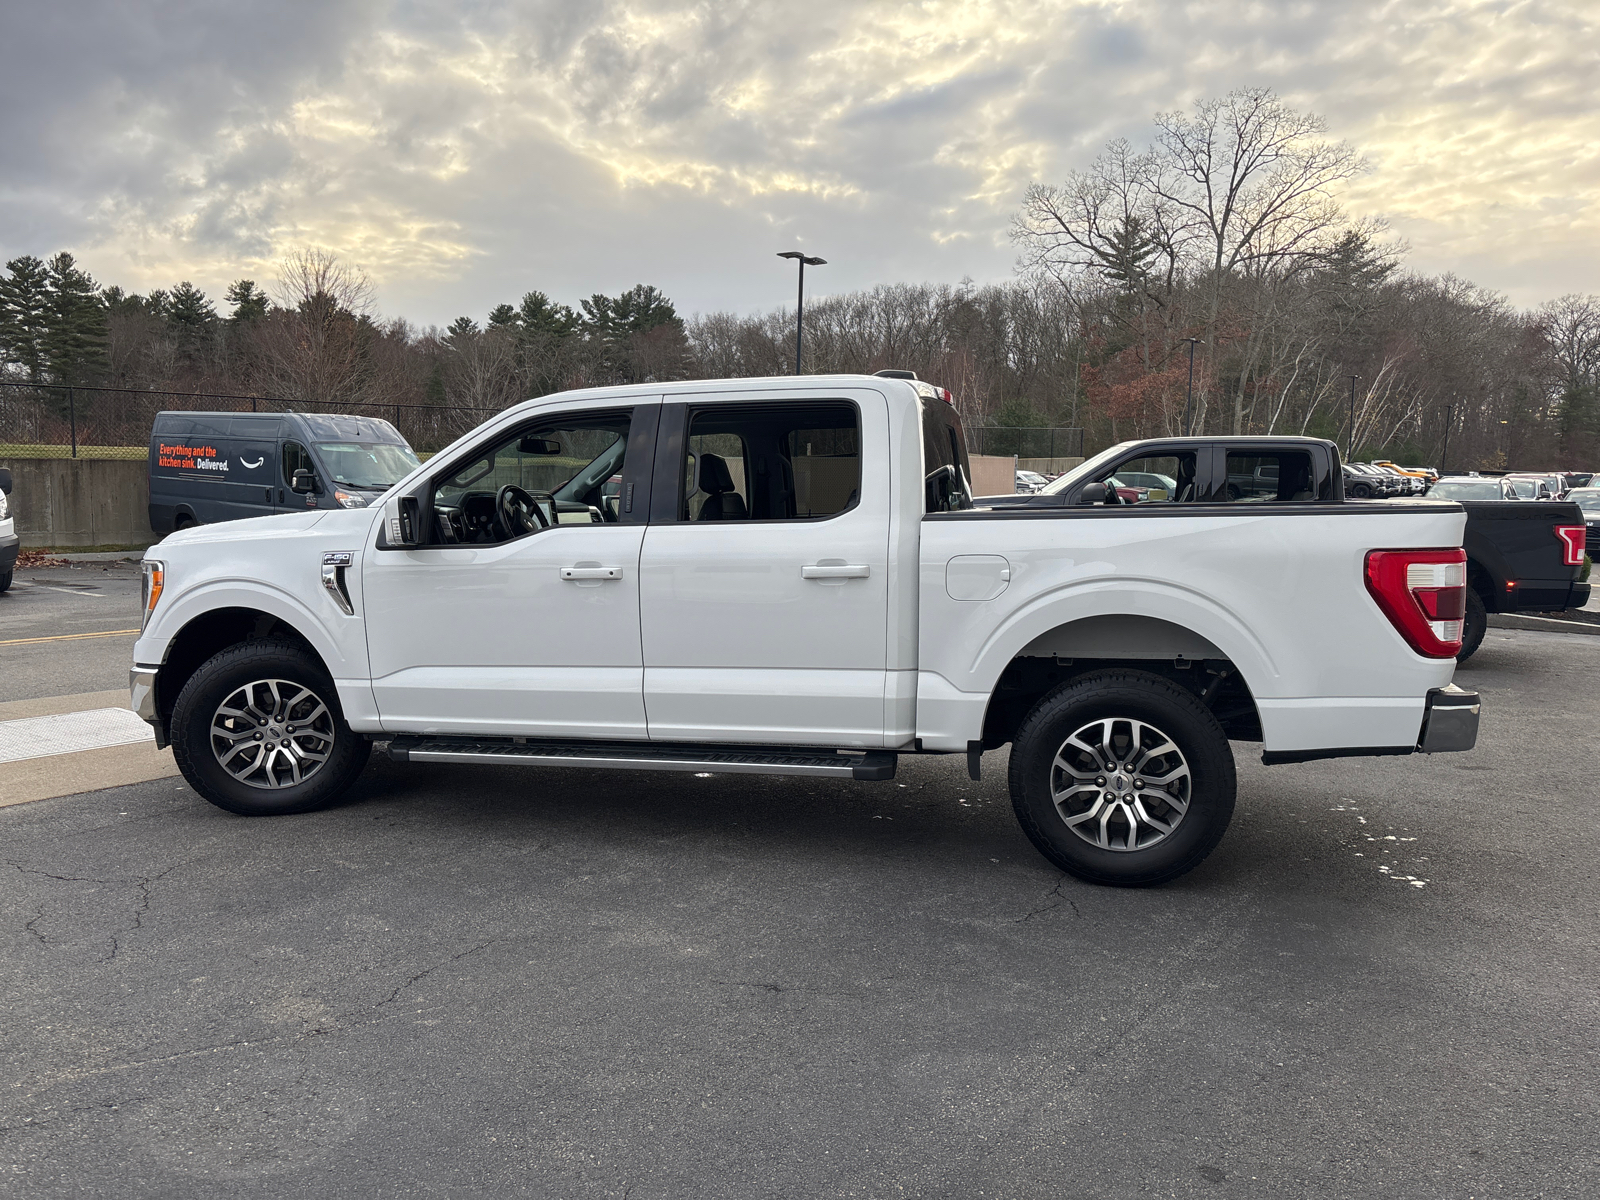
[130,375,1481,886]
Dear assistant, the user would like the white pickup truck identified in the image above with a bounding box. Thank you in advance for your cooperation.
[131,374,1480,886]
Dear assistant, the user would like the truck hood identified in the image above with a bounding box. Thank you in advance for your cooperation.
[144,507,381,557]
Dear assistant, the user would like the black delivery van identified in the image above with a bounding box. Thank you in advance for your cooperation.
[148,411,422,533]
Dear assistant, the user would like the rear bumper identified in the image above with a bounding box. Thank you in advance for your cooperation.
[1417,684,1480,753]
[1262,684,1480,764]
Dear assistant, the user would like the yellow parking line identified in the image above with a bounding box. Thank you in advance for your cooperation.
[0,628,142,647]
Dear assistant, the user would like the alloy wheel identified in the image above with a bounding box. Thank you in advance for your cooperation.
[210,678,336,790]
[1049,717,1192,852]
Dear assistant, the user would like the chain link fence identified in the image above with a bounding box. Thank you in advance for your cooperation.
[964,425,1084,460]
[0,382,500,460]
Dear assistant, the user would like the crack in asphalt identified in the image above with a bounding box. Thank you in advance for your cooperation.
[7,860,180,963]
[372,940,499,1011]
[1013,876,1080,923]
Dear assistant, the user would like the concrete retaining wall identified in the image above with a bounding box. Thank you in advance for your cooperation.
[969,454,1016,496]
[0,456,156,549]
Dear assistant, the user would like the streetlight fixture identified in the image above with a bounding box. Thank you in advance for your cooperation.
[777,251,826,375]
[1181,338,1200,435]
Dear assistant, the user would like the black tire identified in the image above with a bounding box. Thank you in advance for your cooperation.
[1008,669,1237,887]
[1348,482,1371,499]
[173,515,196,531]
[0,568,11,594]
[1457,587,1487,663]
[170,638,370,816]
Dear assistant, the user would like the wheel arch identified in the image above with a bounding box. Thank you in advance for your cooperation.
[977,612,1264,750]
[153,606,332,731]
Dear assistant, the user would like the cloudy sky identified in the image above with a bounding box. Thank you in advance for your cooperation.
[2,0,1594,326]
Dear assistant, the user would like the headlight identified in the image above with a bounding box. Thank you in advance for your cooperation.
[0,490,9,519]
[334,490,368,508]
[141,560,165,630]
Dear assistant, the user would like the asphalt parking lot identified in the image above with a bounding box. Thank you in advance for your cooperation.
[2,570,1598,1198]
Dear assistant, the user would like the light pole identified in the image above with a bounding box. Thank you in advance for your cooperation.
[1347,374,1360,459]
[1181,338,1200,435]
[777,251,826,375]
[1440,398,1454,475]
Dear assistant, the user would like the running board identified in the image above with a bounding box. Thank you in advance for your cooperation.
[386,737,898,781]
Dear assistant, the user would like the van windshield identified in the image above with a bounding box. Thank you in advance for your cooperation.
[314,441,421,490]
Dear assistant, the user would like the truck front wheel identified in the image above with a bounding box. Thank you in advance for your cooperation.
[170,638,371,816]
[1007,670,1237,887]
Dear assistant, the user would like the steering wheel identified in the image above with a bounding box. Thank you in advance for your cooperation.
[494,484,550,539]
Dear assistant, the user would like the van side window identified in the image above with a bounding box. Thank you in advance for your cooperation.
[679,402,860,521]
[282,441,315,487]
[1222,452,1316,502]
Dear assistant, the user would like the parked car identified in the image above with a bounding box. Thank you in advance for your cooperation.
[1373,460,1436,490]
[0,466,16,593]
[1343,463,1397,498]
[1425,477,1590,658]
[1015,469,1050,494]
[1561,471,1594,490]
[1427,477,1520,502]
[1506,475,1555,500]
[1567,487,1600,549]
[133,380,1481,888]
[149,411,422,534]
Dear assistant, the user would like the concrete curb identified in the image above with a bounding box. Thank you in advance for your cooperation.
[37,551,146,563]
[1488,613,1600,636]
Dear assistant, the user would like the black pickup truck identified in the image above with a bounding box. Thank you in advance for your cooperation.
[1426,479,1590,659]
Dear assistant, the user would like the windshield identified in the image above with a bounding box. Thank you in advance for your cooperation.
[314,441,422,490]
[1570,489,1600,515]
[1430,480,1506,501]
[1509,478,1540,498]
[1036,443,1138,496]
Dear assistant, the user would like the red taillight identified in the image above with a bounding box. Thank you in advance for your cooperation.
[1555,525,1586,566]
[1365,548,1468,658]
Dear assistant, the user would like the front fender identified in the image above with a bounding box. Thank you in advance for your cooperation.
[135,578,364,680]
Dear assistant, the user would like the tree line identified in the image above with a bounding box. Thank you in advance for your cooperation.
[2,89,1595,466]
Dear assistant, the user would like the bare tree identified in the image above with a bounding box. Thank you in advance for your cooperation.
[250,249,378,406]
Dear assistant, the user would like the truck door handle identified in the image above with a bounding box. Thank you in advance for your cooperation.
[802,564,870,579]
[560,566,624,581]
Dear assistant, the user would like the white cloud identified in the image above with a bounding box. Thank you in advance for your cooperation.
[1,0,1593,322]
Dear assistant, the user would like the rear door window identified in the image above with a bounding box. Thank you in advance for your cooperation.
[679,402,860,522]
[1221,451,1317,502]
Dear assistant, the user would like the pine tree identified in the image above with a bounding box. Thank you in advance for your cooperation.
[486,303,519,330]
[518,291,579,339]
[225,280,269,324]
[447,316,480,342]
[0,255,53,381]
[166,281,217,369]
[43,252,109,385]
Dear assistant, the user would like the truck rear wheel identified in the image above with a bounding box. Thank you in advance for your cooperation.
[170,638,371,816]
[1007,670,1236,887]
[1457,588,1487,662]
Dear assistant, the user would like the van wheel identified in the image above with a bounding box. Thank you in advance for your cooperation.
[0,568,12,594]
[170,638,370,816]
[173,515,196,531]
[1457,588,1487,662]
[1008,670,1236,887]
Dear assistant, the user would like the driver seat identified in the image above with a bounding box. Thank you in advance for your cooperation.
[697,454,748,520]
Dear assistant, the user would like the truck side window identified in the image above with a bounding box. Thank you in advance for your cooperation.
[1102,454,1197,503]
[922,399,973,513]
[679,402,860,521]
[1223,452,1316,502]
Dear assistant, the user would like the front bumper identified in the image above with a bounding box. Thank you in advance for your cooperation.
[0,530,18,572]
[1418,684,1480,754]
[130,667,167,749]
